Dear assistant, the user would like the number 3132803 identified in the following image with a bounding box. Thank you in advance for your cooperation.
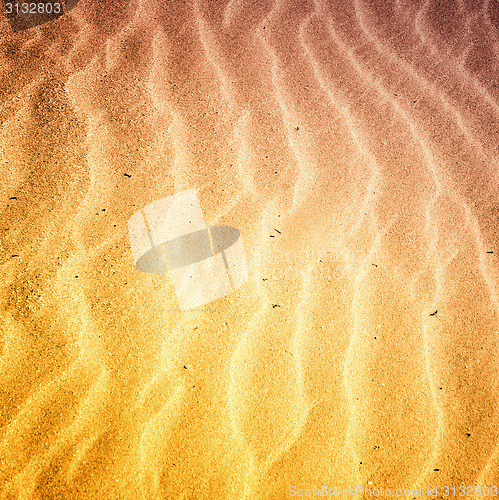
[5,3,62,14]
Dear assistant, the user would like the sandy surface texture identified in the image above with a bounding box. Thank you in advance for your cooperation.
[1,0,499,498]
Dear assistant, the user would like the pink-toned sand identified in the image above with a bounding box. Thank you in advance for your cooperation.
[1,0,499,498]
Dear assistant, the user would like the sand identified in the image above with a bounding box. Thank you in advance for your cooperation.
[1,0,499,498]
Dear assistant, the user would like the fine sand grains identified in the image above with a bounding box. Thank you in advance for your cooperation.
[0,0,499,498]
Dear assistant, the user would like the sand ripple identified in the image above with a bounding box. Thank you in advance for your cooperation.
[1,0,499,497]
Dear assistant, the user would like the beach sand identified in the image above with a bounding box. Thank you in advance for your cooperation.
[1,0,499,498]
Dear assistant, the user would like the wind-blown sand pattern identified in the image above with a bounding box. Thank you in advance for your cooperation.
[1,0,499,498]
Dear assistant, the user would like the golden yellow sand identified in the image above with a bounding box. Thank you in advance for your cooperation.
[1,0,499,498]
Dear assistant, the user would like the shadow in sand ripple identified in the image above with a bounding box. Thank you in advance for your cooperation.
[0,0,499,497]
